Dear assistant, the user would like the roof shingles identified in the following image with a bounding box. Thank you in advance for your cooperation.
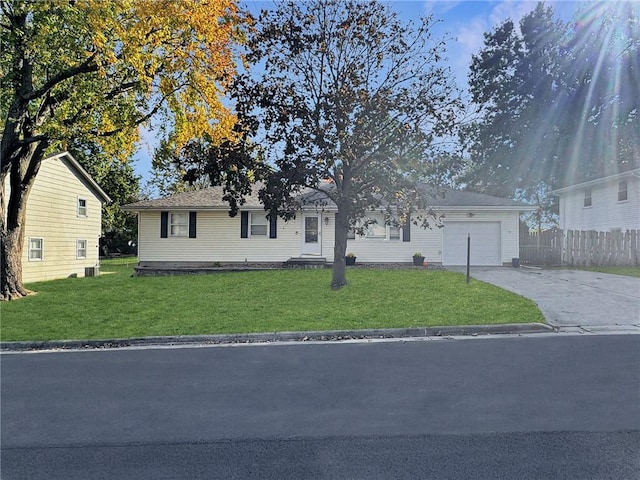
[123,184,532,211]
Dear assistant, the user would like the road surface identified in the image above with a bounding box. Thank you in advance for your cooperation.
[2,334,639,479]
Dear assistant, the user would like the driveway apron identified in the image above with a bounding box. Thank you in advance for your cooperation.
[456,267,640,328]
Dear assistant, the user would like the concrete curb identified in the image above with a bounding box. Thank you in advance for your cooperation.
[0,323,554,352]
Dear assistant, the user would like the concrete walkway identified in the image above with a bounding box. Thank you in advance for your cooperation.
[459,267,640,328]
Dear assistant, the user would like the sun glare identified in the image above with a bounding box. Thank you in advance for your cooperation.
[565,1,639,185]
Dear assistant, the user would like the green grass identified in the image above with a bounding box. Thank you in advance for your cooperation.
[569,266,640,278]
[0,265,544,342]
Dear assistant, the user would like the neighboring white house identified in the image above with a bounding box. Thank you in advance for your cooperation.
[123,185,536,268]
[5,152,111,282]
[553,169,640,232]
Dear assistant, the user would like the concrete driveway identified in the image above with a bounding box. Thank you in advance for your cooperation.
[456,267,640,328]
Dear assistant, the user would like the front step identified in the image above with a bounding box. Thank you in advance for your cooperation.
[285,257,328,269]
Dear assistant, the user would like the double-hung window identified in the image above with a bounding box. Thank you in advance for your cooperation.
[583,189,592,207]
[618,180,628,202]
[29,238,43,261]
[77,198,87,217]
[76,239,87,259]
[170,212,188,237]
[250,213,268,236]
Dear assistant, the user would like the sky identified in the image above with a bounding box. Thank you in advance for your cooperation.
[134,0,584,191]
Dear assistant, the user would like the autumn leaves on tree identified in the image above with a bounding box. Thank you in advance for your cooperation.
[0,0,248,299]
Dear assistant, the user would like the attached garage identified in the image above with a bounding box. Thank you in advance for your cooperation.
[442,221,502,266]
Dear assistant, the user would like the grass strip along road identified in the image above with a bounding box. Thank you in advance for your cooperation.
[1,264,543,342]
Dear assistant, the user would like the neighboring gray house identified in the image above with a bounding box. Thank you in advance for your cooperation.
[124,185,535,267]
[553,169,640,232]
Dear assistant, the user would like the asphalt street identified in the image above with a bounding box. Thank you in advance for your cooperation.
[2,334,639,479]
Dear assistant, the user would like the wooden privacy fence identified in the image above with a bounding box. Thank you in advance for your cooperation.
[520,229,640,266]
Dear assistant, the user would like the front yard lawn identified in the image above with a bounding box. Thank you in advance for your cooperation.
[1,266,544,341]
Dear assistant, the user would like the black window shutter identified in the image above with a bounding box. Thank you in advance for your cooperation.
[160,211,169,238]
[269,216,277,238]
[240,211,249,238]
[403,216,411,242]
[189,211,197,238]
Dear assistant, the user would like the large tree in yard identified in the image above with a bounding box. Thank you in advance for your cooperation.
[221,0,463,289]
[464,2,639,197]
[0,0,247,299]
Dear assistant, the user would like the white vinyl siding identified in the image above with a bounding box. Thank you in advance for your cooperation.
[138,210,303,264]
[558,175,640,231]
[137,209,522,266]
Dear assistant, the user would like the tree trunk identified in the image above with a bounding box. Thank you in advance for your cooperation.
[331,208,350,289]
[0,147,42,301]
[1,224,31,300]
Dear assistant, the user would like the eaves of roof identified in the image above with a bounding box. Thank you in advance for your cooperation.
[553,168,640,195]
[123,184,537,212]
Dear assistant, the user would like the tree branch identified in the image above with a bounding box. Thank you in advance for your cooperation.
[24,53,99,101]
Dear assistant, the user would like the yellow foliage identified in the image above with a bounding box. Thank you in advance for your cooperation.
[78,0,247,152]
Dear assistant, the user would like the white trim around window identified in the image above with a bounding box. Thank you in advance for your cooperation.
[29,237,44,261]
[169,212,188,237]
[77,197,88,217]
[362,216,402,241]
[618,180,628,202]
[76,239,87,259]
[250,212,268,236]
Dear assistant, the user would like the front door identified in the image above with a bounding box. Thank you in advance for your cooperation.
[302,214,321,255]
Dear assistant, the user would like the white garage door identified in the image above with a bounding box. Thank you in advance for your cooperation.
[442,222,501,266]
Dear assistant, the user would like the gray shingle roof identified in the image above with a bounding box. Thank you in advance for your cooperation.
[123,184,533,211]
[428,188,530,207]
[123,185,264,210]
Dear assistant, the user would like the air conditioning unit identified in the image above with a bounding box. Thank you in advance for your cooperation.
[84,266,100,277]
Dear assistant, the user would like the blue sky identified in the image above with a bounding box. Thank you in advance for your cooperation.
[134,0,583,189]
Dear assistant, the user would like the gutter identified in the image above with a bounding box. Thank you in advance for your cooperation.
[553,168,640,196]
